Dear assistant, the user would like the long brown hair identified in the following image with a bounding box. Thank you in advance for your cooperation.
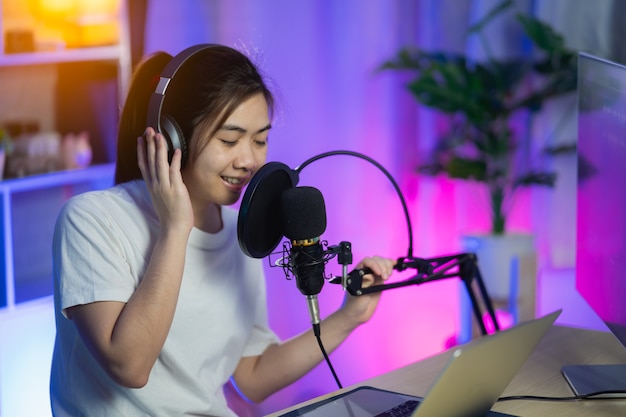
[114,45,275,184]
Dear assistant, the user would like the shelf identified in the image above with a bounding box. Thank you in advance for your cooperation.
[0,45,123,67]
[0,163,115,193]
[0,0,130,310]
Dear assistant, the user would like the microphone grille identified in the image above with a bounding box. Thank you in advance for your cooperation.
[280,186,327,240]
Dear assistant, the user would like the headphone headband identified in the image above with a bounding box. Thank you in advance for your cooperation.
[146,43,219,164]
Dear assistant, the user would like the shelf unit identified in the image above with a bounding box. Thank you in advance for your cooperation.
[0,164,115,310]
[0,0,131,308]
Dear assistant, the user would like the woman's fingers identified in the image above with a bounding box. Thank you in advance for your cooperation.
[146,130,158,183]
[154,132,172,184]
[140,128,176,187]
[360,256,395,280]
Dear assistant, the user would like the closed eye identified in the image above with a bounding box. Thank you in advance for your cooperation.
[220,139,237,147]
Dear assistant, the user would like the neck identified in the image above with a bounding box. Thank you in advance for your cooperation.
[194,203,223,234]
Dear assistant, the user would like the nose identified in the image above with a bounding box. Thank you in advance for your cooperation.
[234,141,259,172]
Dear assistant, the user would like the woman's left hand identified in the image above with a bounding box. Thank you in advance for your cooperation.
[339,256,396,325]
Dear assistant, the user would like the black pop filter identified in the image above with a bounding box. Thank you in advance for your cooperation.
[281,186,327,241]
[237,162,300,258]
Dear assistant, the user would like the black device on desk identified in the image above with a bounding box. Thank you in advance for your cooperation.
[561,52,626,397]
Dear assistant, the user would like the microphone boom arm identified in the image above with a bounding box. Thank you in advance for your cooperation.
[330,252,500,337]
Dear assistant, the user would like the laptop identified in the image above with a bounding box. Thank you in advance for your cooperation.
[280,310,562,417]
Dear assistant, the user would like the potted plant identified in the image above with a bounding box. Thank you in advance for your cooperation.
[379,1,579,331]
[380,0,577,236]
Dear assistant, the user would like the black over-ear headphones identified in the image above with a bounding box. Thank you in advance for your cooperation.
[146,43,218,166]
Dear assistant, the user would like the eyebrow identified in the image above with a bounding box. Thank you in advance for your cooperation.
[220,123,272,134]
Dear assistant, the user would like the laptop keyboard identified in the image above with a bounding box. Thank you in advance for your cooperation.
[374,399,420,417]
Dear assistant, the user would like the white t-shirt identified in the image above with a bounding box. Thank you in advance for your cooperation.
[49,180,278,417]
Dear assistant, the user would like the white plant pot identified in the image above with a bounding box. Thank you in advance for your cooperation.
[461,233,536,301]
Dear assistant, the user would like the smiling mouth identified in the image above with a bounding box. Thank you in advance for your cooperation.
[222,176,244,185]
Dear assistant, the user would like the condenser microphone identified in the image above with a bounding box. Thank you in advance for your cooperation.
[280,186,328,327]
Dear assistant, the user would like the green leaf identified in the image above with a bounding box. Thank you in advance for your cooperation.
[517,14,566,52]
[416,162,445,176]
[445,157,487,181]
[483,129,514,157]
[543,143,576,155]
[533,51,577,74]
[513,171,557,187]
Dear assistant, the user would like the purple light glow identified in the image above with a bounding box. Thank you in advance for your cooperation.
[576,54,626,345]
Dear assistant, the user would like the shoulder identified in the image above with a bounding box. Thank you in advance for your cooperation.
[58,181,153,228]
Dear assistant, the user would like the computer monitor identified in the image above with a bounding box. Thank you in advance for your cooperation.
[561,51,626,396]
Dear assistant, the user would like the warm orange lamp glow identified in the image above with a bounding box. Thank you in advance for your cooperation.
[29,0,120,48]
[34,0,78,19]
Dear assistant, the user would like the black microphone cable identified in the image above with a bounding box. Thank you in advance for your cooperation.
[289,151,416,390]
[313,322,343,389]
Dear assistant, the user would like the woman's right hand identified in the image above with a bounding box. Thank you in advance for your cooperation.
[137,128,194,234]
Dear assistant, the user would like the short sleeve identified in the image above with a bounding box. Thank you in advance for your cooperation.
[53,194,140,316]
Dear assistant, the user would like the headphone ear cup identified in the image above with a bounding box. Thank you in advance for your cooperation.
[160,114,188,166]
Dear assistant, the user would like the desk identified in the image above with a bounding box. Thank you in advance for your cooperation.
[266,326,626,417]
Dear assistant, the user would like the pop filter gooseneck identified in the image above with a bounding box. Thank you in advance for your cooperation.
[237,150,414,262]
[295,150,414,259]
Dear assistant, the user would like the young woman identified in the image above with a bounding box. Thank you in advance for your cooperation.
[49,44,395,416]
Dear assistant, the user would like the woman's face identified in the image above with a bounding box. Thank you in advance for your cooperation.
[182,93,271,209]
